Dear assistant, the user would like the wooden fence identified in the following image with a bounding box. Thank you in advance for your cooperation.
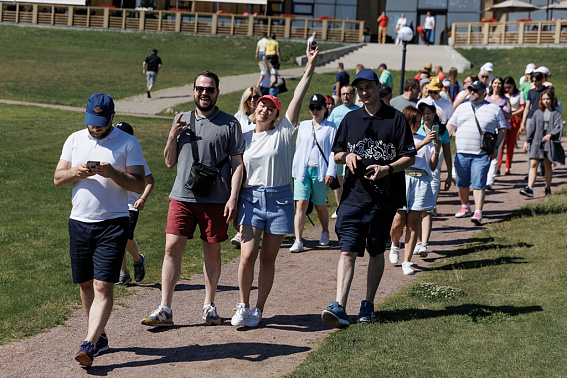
[0,2,364,43]
[451,20,567,46]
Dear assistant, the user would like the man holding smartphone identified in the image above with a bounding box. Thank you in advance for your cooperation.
[54,93,146,367]
[321,69,416,328]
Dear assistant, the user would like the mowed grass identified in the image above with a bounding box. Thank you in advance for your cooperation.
[291,190,567,376]
[0,24,341,107]
[0,103,243,345]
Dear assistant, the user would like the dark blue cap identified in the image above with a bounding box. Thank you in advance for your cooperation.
[351,68,380,87]
[84,93,114,127]
[467,80,486,91]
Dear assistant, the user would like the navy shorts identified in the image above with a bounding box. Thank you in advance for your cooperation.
[127,210,139,240]
[69,217,129,284]
[335,204,396,257]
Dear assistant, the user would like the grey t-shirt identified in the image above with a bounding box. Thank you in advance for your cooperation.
[390,95,418,112]
[169,107,244,203]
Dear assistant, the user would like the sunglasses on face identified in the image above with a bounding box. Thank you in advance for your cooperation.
[429,91,439,95]
[481,76,489,79]
[248,95,260,102]
[309,105,323,111]
[195,86,216,94]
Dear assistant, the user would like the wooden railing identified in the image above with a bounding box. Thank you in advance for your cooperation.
[450,20,567,46]
[0,2,364,43]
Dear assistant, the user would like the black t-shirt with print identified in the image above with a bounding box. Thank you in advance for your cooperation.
[332,104,416,210]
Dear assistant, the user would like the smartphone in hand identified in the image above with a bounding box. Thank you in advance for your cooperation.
[364,168,376,178]
[87,161,100,172]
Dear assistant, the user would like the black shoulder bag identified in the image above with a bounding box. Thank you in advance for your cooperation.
[184,111,228,196]
[312,122,341,190]
[472,104,497,155]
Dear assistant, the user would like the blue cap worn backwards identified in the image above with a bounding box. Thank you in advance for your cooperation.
[351,68,380,87]
[84,93,115,127]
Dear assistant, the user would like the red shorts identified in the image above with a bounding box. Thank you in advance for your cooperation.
[165,198,228,243]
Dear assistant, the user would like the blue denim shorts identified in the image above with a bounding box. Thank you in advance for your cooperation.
[293,166,329,205]
[454,153,491,190]
[404,174,435,212]
[335,204,396,257]
[238,184,294,235]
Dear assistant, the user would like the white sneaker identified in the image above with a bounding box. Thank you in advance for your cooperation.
[290,239,304,253]
[319,231,330,246]
[389,245,400,264]
[331,211,338,219]
[244,307,262,327]
[413,243,428,258]
[231,303,249,326]
[402,261,415,275]
[231,232,241,248]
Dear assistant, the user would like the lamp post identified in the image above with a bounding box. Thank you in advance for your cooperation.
[397,26,414,96]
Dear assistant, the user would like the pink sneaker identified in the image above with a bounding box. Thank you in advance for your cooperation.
[471,212,482,225]
[455,207,472,218]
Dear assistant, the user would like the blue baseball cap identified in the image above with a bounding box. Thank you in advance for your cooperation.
[351,68,380,87]
[84,93,115,127]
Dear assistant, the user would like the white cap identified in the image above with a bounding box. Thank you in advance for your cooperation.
[525,63,536,74]
[481,62,493,72]
[442,78,451,87]
[417,98,435,108]
[536,66,550,75]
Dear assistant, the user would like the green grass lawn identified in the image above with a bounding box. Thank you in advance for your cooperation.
[291,190,567,376]
[0,24,341,107]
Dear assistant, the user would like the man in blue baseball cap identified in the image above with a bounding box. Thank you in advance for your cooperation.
[54,93,146,367]
[321,68,416,328]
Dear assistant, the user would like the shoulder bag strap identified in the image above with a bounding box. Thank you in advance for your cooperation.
[189,110,200,163]
[471,104,484,136]
[312,121,329,167]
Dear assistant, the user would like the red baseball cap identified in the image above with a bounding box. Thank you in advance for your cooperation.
[257,95,281,116]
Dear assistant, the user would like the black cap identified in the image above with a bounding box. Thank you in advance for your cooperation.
[309,94,327,107]
[115,122,134,136]
[379,83,392,97]
[467,80,486,91]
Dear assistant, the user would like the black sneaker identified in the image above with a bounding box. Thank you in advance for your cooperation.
[93,333,109,357]
[134,254,146,282]
[75,341,94,367]
[545,187,551,196]
[520,186,534,198]
[116,271,132,285]
[147,91,151,98]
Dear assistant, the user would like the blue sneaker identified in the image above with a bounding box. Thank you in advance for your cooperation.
[93,333,109,357]
[141,307,174,327]
[74,341,94,367]
[321,302,350,329]
[357,300,375,323]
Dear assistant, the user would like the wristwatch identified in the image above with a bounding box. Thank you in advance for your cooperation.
[387,164,394,175]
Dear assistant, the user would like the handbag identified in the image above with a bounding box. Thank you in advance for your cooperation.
[274,74,288,94]
[184,111,228,196]
[312,121,341,190]
[548,139,565,165]
[472,104,498,155]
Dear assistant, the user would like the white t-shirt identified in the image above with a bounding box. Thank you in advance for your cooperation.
[127,161,151,211]
[396,17,407,30]
[260,68,276,88]
[411,134,435,176]
[424,16,435,29]
[242,113,296,187]
[235,112,255,134]
[431,96,454,123]
[449,101,508,155]
[257,37,268,53]
[60,127,145,222]
[507,92,525,112]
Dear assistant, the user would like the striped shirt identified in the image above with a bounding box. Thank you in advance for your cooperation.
[449,101,507,155]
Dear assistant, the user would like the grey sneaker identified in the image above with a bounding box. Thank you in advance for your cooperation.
[357,300,375,323]
[116,271,132,286]
[321,302,350,329]
[133,254,146,282]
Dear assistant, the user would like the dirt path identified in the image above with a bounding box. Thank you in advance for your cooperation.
[1,145,565,376]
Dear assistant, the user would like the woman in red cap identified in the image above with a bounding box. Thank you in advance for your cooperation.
[231,43,319,328]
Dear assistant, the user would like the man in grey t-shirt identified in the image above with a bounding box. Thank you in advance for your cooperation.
[390,78,419,112]
[141,71,244,327]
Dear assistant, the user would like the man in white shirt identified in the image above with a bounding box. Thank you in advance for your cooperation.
[54,93,146,367]
[426,77,453,123]
[307,31,317,53]
[395,13,407,44]
[255,32,268,60]
[423,11,435,45]
[447,81,507,226]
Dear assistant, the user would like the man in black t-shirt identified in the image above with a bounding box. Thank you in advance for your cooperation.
[142,49,162,98]
[321,69,416,329]
[520,72,546,176]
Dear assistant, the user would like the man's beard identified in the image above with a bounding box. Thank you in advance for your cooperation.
[194,96,216,112]
[88,126,113,140]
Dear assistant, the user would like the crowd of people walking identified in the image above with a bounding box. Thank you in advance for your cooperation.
[55,42,564,367]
